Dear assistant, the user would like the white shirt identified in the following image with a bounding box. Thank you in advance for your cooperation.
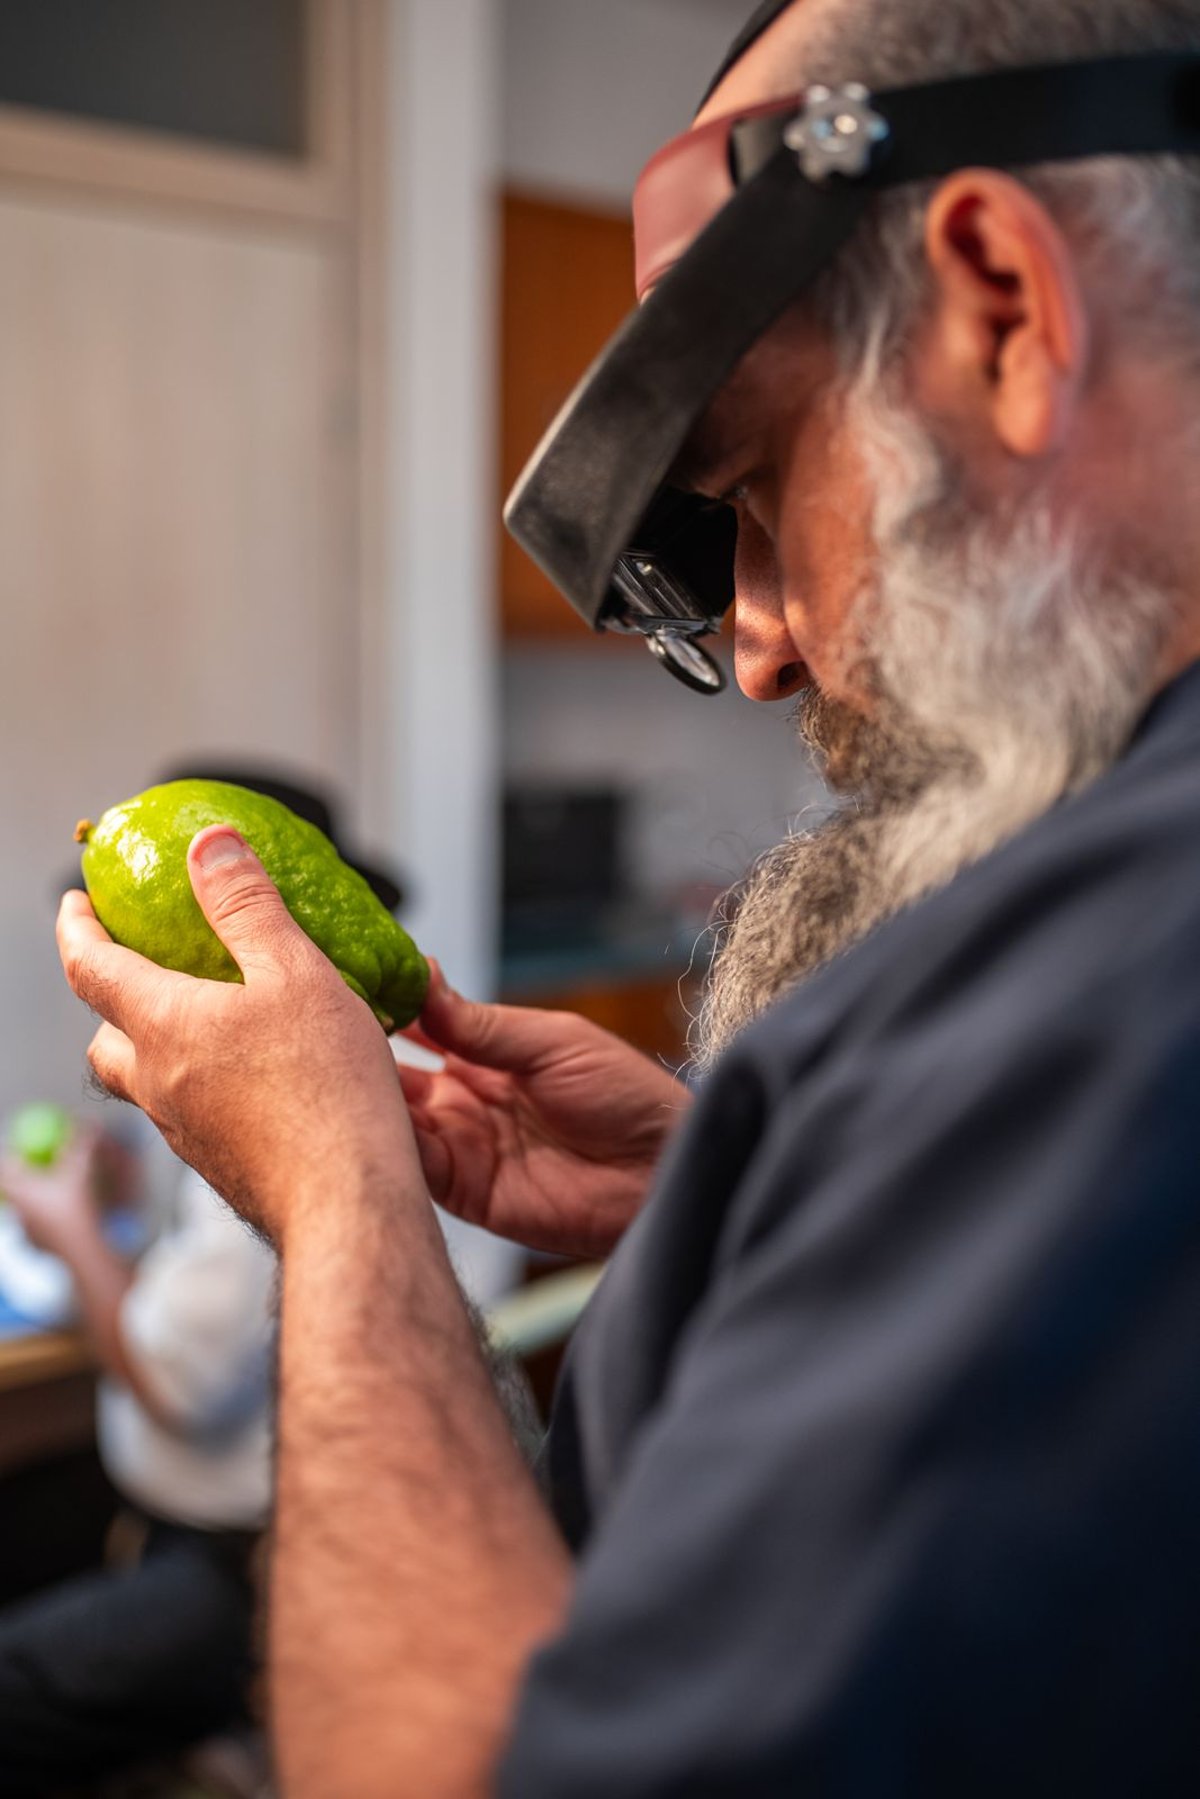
[97,1159,277,1531]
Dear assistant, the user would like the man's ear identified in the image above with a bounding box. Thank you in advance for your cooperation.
[920,169,1090,459]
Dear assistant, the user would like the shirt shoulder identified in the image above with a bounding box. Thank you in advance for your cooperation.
[547,694,1200,1540]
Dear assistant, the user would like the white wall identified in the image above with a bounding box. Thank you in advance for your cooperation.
[381,0,501,1002]
[369,0,520,1301]
[503,0,752,206]
[0,193,361,1117]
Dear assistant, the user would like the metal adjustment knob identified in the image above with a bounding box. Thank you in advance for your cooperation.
[783,83,890,184]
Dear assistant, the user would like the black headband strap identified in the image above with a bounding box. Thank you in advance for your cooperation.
[733,53,1200,188]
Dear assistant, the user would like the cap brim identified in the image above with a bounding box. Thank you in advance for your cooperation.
[504,148,868,630]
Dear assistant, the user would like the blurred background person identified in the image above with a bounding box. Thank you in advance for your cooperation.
[0,1129,272,1794]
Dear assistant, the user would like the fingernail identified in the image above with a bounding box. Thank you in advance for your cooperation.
[194,830,249,871]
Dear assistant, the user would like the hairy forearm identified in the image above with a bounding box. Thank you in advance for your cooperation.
[271,1177,573,1799]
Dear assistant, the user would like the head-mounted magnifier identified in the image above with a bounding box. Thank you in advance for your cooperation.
[504,52,1200,694]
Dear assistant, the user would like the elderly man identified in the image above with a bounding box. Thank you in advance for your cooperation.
[57,0,1200,1792]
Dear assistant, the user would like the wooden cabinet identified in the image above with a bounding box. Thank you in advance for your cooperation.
[499,190,636,638]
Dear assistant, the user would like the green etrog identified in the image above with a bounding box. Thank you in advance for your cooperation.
[6,1102,74,1168]
[75,781,428,1032]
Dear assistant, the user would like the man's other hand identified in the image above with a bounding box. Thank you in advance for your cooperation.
[397,965,693,1261]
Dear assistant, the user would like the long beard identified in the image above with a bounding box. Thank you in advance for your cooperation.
[693,385,1179,1072]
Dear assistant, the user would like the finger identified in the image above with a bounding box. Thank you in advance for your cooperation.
[58,887,104,935]
[419,968,560,1075]
[409,1124,453,1203]
[400,962,449,1056]
[187,829,312,983]
[436,1052,513,1105]
[396,1065,435,1106]
[84,1064,124,1105]
[87,1022,139,1106]
[57,892,191,1036]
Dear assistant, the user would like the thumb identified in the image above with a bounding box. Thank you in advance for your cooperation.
[418,961,560,1075]
[188,827,307,979]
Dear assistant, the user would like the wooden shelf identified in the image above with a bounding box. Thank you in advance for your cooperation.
[0,1330,96,1477]
[0,1327,92,1393]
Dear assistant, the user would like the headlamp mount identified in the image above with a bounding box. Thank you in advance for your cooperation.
[504,53,1200,694]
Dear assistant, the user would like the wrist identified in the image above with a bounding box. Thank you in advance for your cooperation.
[278,1173,477,1409]
[275,1156,442,1269]
[241,1101,429,1255]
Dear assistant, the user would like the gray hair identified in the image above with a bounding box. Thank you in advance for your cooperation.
[789,0,1200,374]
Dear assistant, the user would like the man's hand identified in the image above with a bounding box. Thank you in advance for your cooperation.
[59,829,572,1797]
[57,828,417,1246]
[399,967,693,1260]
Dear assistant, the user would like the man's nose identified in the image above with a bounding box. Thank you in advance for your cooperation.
[731,516,808,702]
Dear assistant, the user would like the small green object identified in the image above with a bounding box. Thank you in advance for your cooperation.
[76,781,429,1032]
[7,1102,74,1169]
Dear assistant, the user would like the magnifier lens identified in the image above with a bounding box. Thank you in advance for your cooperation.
[647,633,727,695]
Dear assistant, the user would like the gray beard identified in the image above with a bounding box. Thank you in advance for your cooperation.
[692,383,1179,1072]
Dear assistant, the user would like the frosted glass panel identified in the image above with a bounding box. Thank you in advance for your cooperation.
[0,0,306,157]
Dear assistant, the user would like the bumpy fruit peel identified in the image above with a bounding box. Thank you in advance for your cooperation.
[76,782,428,1033]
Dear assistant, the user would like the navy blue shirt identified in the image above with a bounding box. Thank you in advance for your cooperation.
[499,665,1200,1797]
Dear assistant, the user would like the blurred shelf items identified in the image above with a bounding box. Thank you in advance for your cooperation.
[499,784,703,1067]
